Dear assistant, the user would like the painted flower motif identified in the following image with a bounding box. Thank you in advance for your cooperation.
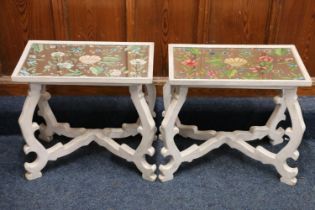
[79,55,101,64]
[258,55,274,62]
[19,68,31,76]
[207,70,216,78]
[249,65,267,73]
[57,62,73,69]
[224,57,247,67]
[182,59,197,67]
[27,59,37,66]
[109,69,122,77]
[70,47,83,53]
[249,67,258,73]
[129,59,147,65]
[51,52,65,57]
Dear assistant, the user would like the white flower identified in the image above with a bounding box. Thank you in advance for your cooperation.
[51,52,65,57]
[79,55,101,64]
[224,57,247,67]
[129,59,147,65]
[57,62,73,69]
[109,69,122,77]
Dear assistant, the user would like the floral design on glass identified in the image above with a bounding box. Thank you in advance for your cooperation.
[173,47,305,80]
[19,43,150,78]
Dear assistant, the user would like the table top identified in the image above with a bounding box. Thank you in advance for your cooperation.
[11,40,154,85]
[169,44,312,88]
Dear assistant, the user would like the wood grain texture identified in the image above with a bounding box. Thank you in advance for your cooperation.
[270,0,315,75]
[197,0,211,43]
[51,0,68,40]
[65,0,126,41]
[127,0,199,76]
[206,0,272,44]
[0,0,55,75]
[1,0,315,96]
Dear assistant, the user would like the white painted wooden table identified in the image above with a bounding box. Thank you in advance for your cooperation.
[12,40,157,181]
[159,44,312,185]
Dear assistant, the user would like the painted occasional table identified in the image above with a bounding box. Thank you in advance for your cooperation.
[159,44,312,185]
[11,40,157,181]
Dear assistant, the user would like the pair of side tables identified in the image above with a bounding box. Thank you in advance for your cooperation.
[11,41,312,186]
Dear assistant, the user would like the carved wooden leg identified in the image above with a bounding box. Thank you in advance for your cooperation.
[159,84,188,181]
[118,84,156,139]
[37,86,54,142]
[159,86,305,185]
[225,88,304,185]
[129,85,157,181]
[144,84,156,118]
[265,92,287,145]
[268,88,304,185]
[19,84,48,180]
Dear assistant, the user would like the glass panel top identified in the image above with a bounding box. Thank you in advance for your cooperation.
[18,43,150,78]
[173,47,305,80]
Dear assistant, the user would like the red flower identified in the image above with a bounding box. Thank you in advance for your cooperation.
[182,59,197,67]
[259,55,274,62]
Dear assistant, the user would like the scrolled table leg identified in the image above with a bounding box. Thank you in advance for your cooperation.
[129,85,157,181]
[19,84,48,180]
[37,85,56,142]
[144,84,156,118]
[275,88,305,185]
[159,84,188,181]
[265,91,287,145]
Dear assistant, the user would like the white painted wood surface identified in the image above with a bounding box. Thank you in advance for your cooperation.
[159,83,305,185]
[160,44,310,185]
[19,84,157,181]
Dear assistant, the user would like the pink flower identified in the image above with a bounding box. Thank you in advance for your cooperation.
[208,70,216,78]
[249,67,258,73]
[182,59,197,67]
[249,65,267,72]
[259,55,274,62]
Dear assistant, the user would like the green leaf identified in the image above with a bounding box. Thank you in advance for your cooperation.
[32,44,43,53]
[190,48,201,55]
[274,48,288,56]
[102,56,120,62]
[267,64,274,72]
[225,69,237,78]
[89,66,104,75]
[64,69,83,76]
[207,58,224,67]
[259,62,267,66]
[120,66,127,71]
[125,46,142,53]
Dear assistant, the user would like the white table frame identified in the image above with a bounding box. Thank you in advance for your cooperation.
[159,44,312,185]
[12,41,157,181]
